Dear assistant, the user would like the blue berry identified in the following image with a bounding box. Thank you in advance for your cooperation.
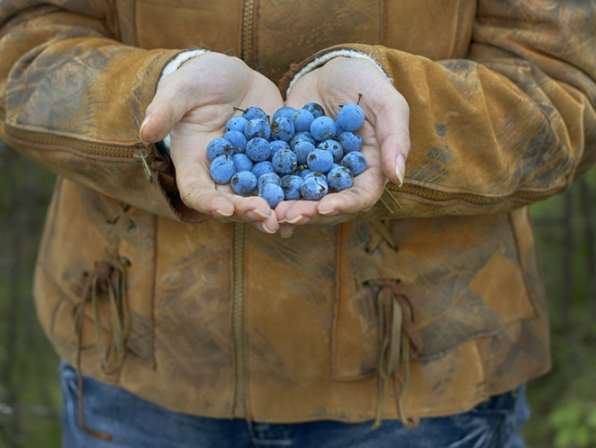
[230,171,257,196]
[272,149,297,175]
[307,148,334,174]
[317,139,343,163]
[259,183,284,208]
[226,116,248,133]
[310,116,337,142]
[298,168,312,179]
[338,131,363,153]
[271,117,295,142]
[293,140,316,165]
[272,106,297,121]
[341,151,367,175]
[303,171,327,182]
[300,175,328,200]
[270,140,291,158]
[337,103,365,131]
[303,102,325,119]
[290,109,315,132]
[233,153,253,172]
[210,154,236,184]
[289,131,315,149]
[223,130,247,151]
[207,137,232,161]
[258,172,282,192]
[252,161,275,179]
[244,119,271,140]
[327,166,354,191]
[241,106,268,121]
[246,137,272,162]
[281,175,303,200]
[334,121,345,138]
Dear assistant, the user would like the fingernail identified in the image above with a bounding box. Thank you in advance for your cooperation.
[319,209,338,216]
[280,229,293,238]
[139,114,151,142]
[261,222,276,234]
[396,154,405,187]
[252,209,270,219]
[296,217,311,225]
[287,215,309,224]
[214,209,233,217]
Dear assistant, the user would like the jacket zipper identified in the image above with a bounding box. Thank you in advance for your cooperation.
[242,0,255,67]
[230,0,254,419]
[385,182,563,206]
[232,222,246,417]
[3,124,155,179]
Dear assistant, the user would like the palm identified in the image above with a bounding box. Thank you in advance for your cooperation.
[276,57,408,227]
[143,52,285,232]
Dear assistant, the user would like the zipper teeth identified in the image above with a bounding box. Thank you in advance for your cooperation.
[233,222,246,417]
[4,123,142,158]
[386,182,560,205]
[242,0,255,67]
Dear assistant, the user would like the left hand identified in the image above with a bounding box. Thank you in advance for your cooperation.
[276,56,410,236]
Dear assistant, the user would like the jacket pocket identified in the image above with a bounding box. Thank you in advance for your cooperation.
[34,179,156,381]
[332,213,539,381]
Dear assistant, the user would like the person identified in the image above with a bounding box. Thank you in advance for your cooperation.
[0,0,595,446]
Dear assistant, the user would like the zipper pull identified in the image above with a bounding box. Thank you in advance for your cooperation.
[380,185,401,213]
[133,148,153,183]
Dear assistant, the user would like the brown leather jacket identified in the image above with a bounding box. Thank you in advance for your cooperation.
[1,0,595,425]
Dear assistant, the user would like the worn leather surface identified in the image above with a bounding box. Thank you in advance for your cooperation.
[2,0,596,422]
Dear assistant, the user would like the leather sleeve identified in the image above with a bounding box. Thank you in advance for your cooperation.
[0,1,207,222]
[281,0,596,220]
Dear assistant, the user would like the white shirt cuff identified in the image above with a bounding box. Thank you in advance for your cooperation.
[287,49,393,96]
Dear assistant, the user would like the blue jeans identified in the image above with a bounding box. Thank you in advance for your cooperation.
[60,361,529,448]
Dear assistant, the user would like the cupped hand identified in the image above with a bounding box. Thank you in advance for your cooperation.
[140,52,285,234]
[277,56,410,236]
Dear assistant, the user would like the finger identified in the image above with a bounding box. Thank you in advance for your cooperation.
[274,199,296,224]
[227,194,276,226]
[366,90,410,186]
[275,200,315,226]
[317,173,383,215]
[179,181,236,217]
[279,223,295,238]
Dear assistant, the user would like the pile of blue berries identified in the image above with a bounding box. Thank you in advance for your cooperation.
[208,97,367,208]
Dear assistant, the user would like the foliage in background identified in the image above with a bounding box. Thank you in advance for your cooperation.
[0,143,61,448]
[524,172,596,448]
[0,143,594,447]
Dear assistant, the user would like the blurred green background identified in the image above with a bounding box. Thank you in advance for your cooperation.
[0,141,594,448]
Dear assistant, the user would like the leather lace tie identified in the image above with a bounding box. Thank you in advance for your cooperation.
[72,256,131,442]
[371,279,423,430]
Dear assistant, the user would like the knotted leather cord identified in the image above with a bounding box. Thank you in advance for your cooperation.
[367,187,401,252]
[367,220,398,253]
[372,279,422,430]
[109,202,136,232]
[73,256,131,442]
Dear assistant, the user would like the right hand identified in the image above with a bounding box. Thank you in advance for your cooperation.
[140,52,285,234]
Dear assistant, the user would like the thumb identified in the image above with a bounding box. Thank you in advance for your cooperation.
[139,74,196,143]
